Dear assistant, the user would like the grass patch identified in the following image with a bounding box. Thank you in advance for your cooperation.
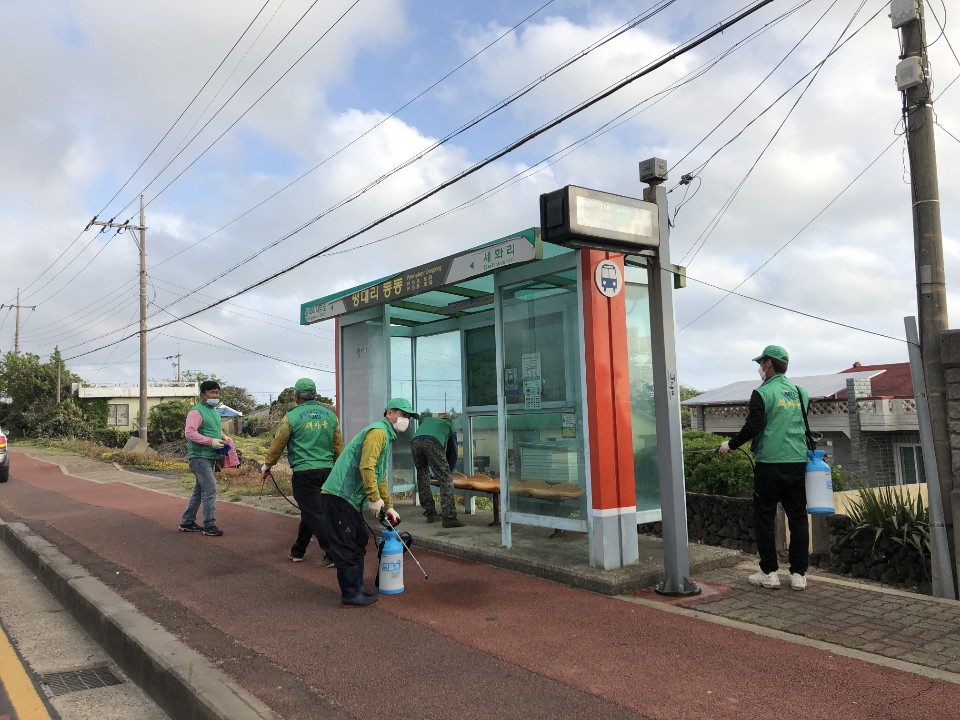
[26,438,190,474]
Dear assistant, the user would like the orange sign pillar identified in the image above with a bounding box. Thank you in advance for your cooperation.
[580,249,639,569]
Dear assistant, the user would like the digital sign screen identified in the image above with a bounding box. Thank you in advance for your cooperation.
[574,195,654,238]
[540,185,660,252]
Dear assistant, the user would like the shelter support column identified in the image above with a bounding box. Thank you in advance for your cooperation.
[580,249,639,569]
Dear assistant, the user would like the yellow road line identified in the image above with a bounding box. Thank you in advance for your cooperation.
[0,622,52,720]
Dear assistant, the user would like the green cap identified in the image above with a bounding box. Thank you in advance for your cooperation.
[294,378,317,394]
[385,397,419,419]
[752,345,789,363]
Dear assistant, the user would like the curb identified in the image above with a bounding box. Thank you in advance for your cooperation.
[0,520,277,720]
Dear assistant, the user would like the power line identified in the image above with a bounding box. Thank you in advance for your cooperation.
[61,0,776,362]
[681,0,875,267]
[94,1,273,218]
[678,133,901,332]
[131,0,359,217]
[140,0,742,320]
[149,0,561,271]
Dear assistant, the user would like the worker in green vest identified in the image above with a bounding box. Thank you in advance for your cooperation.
[261,378,343,567]
[179,380,231,536]
[320,398,418,607]
[718,345,811,591]
[412,413,463,528]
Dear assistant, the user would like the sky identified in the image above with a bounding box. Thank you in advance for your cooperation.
[1,0,958,407]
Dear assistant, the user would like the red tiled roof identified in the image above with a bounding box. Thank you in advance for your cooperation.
[837,362,914,399]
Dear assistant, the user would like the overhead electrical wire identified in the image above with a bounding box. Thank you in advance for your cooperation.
[150,0,562,270]
[130,0,360,217]
[145,0,695,315]
[61,0,776,362]
[678,133,902,332]
[680,0,875,267]
[94,0,274,219]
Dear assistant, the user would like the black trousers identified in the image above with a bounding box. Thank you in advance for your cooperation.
[319,493,369,570]
[290,468,331,558]
[753,462,808,575]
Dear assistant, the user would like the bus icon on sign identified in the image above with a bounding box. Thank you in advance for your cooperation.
[600,264,618,291]
[595,261,622,298]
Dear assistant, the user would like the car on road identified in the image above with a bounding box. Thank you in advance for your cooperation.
[0,429,8,482]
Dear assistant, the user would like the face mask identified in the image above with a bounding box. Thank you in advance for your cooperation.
[205,398,220,407]
[758,365,767,381]
[392,416,410,433]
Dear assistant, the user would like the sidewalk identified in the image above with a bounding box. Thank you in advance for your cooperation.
[3,447,960,720]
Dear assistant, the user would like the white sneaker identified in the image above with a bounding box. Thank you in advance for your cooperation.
[747,570,780,589]
[790,573,807,591]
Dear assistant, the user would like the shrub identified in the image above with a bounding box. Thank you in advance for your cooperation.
[90,428,132,448]
[148,400,195,443]
[27,400,90,439]
[843,481,930,569]
[682,430,754,497]
[830,464,851,493]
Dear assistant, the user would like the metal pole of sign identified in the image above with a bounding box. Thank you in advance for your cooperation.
[905,316,956,599]
[644,174,699,597]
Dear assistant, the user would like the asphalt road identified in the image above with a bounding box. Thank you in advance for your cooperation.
[3,449,960,720]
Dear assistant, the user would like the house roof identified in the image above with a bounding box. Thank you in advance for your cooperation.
[838,362,914,398]
[217,404,243,417]
[682,370,881,406]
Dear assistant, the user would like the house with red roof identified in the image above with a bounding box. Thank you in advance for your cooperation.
[683,362,921,486]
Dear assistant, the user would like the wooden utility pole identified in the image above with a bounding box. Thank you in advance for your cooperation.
[894,1,954,585]
[86,196,149,444]
[1,289,36,354]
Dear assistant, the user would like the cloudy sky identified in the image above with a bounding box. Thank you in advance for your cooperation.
[1,0,958,406]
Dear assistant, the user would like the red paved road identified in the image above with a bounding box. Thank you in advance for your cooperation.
[2,451,958,720]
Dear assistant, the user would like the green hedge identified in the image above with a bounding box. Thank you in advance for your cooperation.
[90,428,132,448]
[682,430,755,498]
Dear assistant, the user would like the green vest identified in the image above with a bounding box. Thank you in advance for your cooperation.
[187,402,222,460]
[753,375,809,464]
[413,416,454,446]
[323,418,396,511]
[285,401,338,471]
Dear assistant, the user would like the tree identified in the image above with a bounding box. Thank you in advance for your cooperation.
[0,349,83,436]
[148,400,195,443]
[679,384,701,430]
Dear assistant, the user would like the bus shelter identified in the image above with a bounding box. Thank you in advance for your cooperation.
[300,228,664,569]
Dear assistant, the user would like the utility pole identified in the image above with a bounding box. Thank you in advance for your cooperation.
[165,347,182,382]
[87,196,149,445]
[893,1,955,587]
[0,289,36,354]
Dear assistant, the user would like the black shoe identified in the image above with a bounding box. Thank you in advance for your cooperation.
[202,523,224,537]
[442,516,465,528]
[315,555,335,568]
[288,553,305,563]
[424,510,440,523]
[179,521,203,533]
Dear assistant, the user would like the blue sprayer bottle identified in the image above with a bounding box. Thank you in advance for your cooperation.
[805,449,835,514]
[378,529,404,594]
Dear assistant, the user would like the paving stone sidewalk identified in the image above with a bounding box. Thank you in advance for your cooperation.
[682,563,960,674]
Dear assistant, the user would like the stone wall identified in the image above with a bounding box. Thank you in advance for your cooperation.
[810,515,931,594]
[639,492,755,554]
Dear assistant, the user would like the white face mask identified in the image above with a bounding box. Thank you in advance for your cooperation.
[758,365,767,382]
[392,416,410,433]
[205,398,220,407]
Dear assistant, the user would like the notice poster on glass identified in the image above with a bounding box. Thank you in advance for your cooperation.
[522,352,542,410]
[561,413,576,439]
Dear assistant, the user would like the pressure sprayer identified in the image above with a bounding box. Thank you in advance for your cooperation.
[375,509,429,595]
[805,449,835,514]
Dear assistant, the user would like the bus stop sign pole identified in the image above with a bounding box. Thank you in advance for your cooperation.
[645,172,699,597]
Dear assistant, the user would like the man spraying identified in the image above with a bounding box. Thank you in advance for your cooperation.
[320,398,418,607]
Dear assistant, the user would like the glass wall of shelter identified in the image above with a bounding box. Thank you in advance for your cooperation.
[305,229,662,559]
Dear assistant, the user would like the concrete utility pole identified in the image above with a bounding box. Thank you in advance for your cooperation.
[893,1,955,586]
[165,348,182,382]
[87,196,149,445]
[1,289,37,354]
